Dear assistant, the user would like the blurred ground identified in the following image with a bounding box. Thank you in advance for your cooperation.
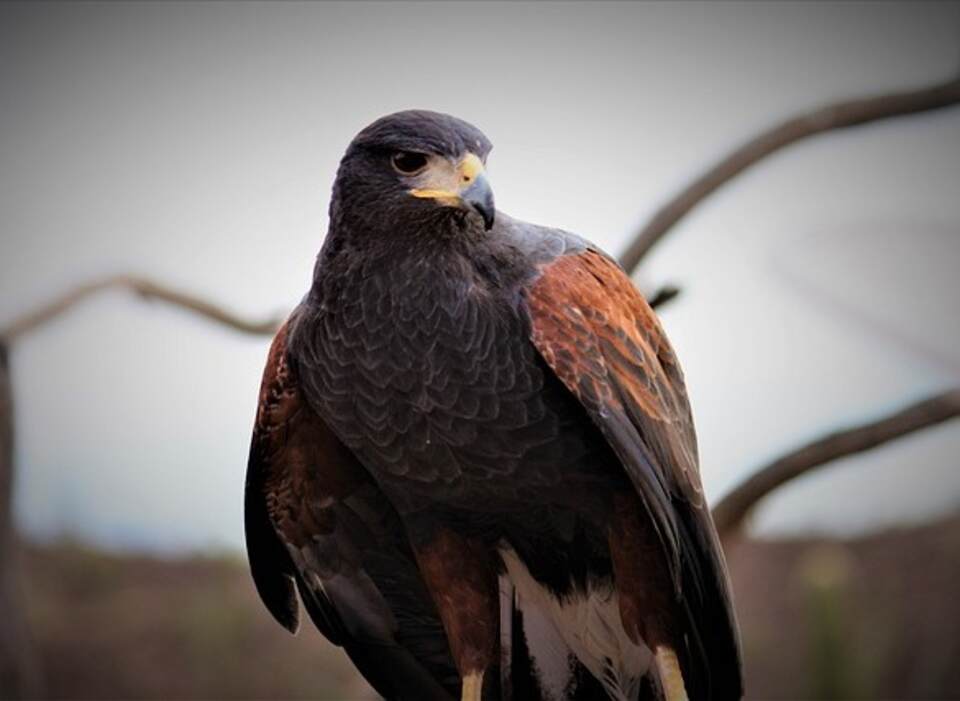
[17,512,960,700]
[728,514,960,699]
[19,543,375,700]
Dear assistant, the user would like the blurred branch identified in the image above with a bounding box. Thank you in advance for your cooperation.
[0,346,14,610]
[713,389,960,538]
[619,72,960,273]
[0,275,283,343]
[646,284,681,310]
[0,343,40,698]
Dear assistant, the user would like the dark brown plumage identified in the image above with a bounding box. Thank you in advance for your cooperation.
[245,110,742,701]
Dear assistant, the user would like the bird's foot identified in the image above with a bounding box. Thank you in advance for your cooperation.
[654,646,689,701]
[461,670,483,701]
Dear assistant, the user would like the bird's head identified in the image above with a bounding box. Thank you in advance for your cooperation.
[329,110,496,236]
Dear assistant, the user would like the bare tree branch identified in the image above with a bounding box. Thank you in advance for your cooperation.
[0,274,283,343]
[619,73,960,273]
[646,284,681,310]
[0,344,41,699]
[712,389,960,538]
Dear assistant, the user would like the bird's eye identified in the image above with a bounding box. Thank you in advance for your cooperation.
[391,152,429,175]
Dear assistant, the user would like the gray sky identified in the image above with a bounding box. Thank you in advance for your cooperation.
[1,2,959,551]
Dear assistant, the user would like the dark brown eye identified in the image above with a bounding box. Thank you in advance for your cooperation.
[391,151,428,175]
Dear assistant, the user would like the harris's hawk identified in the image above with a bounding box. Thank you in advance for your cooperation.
[245,111,743,701]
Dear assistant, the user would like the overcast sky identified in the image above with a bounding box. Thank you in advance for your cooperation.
[1,2,959,552]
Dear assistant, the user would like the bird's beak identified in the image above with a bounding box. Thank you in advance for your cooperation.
[409,153,496,230]
[461,172,495,230]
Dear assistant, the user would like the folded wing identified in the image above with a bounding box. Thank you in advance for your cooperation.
[244,316,458,701]
[525,249,743,700]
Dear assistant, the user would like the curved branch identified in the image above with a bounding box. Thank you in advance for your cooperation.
[646,284,681,310]
[712,388,960,537]
[0,274,283,343]
[619,73,960,273]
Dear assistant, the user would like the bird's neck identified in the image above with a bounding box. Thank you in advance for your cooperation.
[308,220,530,324]
[319,213,506,276]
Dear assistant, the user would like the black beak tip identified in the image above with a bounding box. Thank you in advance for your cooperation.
[474,202,495,230]
[470,188,496,231]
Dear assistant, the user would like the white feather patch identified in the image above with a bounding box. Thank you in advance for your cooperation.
[499,547,652,701]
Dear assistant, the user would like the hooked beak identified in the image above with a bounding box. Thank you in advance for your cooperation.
[461,173,495,230]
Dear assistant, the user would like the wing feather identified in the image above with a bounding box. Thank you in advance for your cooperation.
[525,249,742,699]
[245,317,457,700]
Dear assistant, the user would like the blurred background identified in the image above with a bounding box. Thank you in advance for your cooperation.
[1,2,958,699]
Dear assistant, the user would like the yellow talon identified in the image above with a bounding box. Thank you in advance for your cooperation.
[655,646,689,701]
[461,670,483,701]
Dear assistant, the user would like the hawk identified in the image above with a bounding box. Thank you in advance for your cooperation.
[245,111,742,701]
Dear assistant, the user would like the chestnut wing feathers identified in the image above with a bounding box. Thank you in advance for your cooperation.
[244,319,457,701]
[525,249,742,699]
[525,251,701,572]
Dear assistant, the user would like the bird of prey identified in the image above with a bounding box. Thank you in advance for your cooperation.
[245,111,743,701]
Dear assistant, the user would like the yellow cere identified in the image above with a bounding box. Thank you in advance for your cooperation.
[458,153,484,184]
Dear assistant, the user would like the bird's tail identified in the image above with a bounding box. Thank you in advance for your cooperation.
[499,576,612,701]
[672,503,744,701]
